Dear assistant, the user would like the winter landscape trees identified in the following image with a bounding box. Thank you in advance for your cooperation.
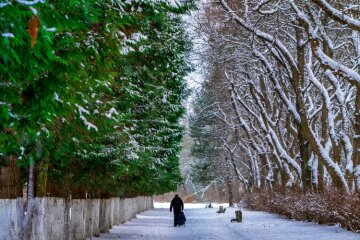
[2,0,360,237]
[0,0,193,238]
[189,0,360,231]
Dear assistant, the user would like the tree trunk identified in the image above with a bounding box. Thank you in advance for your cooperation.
[225,158,234,207]
[296,28,312,193]
[298,128,312,192]
[354,83,360,192]
[21,159,35,240]
[259,154,267,190]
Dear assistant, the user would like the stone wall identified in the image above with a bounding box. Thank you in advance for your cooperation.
[71,199,87,240]
[0,198,23,240]
[0,196,153,240]
[31,197,68,240]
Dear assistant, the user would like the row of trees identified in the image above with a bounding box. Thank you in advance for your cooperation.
[190,0,360,195]
[0,0,193,201]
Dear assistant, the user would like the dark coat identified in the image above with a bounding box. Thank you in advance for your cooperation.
[170,196,184,214]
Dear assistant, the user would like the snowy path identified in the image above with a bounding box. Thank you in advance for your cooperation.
[93,203,360,240]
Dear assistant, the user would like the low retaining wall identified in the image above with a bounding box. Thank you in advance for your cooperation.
[0,198,23,240]
[71,199,86,240]
[31,197,68,240]
[0,196,153,240]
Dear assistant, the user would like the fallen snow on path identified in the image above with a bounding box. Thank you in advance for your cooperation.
[94,202,360,240]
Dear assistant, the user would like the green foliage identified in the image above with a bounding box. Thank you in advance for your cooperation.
[189,83,224,186]
[0,0,193,197]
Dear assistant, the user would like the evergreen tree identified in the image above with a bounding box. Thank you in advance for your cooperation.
[0,0,194,201]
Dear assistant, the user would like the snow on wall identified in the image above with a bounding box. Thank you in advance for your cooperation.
[85,199,97,238]
[137,196,145,212]
[31,197,67,240]
[99,199,111,233]
[0,198,23,240]
[124,198,134,221]
[111,199,116,226]
[119,198,126,224]
[37,197,153,240]
[132,198,138,218]
[0,196,153,240]
[112,198,120,225]
[91,199,101,237]
[70,199,87,240]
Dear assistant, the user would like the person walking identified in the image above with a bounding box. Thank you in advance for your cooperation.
[170,194,184,227]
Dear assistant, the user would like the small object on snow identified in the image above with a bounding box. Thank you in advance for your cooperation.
[231,210,242,223]
[217,205,226,213]
[205,203,213,208]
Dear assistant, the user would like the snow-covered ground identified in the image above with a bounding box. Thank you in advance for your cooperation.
[93,202,360,240]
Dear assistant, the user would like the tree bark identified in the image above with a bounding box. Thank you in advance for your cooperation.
[296,28,312,193]
[21,159,35,240]
[225,158,234,207]
[354,83,360,192]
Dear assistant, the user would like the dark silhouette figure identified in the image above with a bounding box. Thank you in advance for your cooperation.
[170,194,184,227]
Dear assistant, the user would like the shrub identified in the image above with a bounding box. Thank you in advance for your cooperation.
[244,190,360,232]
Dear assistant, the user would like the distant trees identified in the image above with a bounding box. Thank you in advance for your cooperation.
[189,0,360,194]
